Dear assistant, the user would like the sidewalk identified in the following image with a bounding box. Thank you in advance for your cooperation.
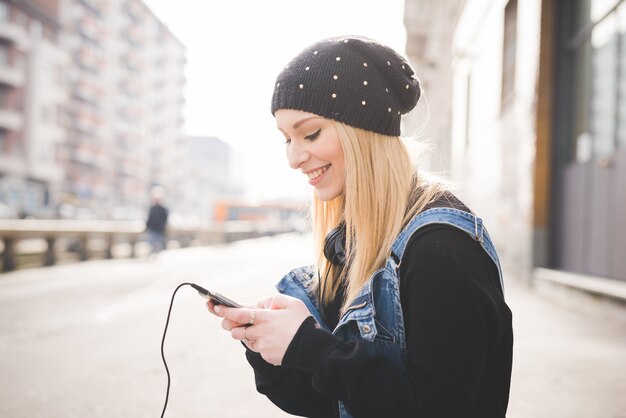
[505,274,626,418]
[0,233,624,417]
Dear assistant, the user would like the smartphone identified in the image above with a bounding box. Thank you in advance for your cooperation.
[204,290,243,308]
[191,283,242,308]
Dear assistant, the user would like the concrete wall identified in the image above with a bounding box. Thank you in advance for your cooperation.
[450,0,542,280]
[405,0,543,280]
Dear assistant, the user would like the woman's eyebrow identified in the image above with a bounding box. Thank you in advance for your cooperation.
[292,116,321,129]
[277,116,322,133]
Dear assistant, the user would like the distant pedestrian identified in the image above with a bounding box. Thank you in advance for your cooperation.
[146,186,168,256]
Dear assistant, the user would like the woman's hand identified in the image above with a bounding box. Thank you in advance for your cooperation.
[206,299,257,350]
[209,294,312,366]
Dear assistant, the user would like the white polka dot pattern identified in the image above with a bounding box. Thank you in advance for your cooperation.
[271,35,421,136]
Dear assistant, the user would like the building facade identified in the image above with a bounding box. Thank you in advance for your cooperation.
[58,0,186,217]
[0,0,186,219]
[404,0,626,296]
[550,0,626,283]
[403,0,466,173]
[175,135,244,224]
[0,0,66,218]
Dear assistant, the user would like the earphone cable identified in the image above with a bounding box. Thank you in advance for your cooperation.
[160,282,193,418]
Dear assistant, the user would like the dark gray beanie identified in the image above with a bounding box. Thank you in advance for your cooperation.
[271,35,421,136]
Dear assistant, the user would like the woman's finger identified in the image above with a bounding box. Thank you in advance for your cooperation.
[268,293,300,309]
[256,296,274,309]
[215,305,263,325]
[208,299,255,314]
[221,318,247,331]
[206,299,218,315]
[231,325,259,343]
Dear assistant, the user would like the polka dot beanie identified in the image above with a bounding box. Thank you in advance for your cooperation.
[271,35,421,137]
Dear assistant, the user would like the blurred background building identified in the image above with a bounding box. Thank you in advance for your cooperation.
[173,135,244,224]
[0,0,243,225]
[0,0,66,219]
[58,0,186,219]
[405,0,626,299]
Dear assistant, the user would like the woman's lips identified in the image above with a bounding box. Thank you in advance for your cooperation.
[307,165,330,185]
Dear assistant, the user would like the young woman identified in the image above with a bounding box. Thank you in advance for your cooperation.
[208,35,513,418]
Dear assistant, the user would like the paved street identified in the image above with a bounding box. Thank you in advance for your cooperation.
[0,232,624,418]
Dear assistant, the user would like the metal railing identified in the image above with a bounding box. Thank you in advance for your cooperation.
[0,219,297,272]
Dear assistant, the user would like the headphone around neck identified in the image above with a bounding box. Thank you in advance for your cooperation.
[323,223,346,267]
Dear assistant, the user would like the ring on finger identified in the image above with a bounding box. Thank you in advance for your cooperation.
[242,326,249,343]
[249,309,256,325]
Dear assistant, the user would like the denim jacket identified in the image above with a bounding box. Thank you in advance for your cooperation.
[276,207,505,418]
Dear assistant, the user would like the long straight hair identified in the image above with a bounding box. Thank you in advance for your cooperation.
[313,121,447,313]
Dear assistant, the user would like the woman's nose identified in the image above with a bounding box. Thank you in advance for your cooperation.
[287,140,310,169]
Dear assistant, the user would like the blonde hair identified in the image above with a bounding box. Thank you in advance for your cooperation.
[313,121,447,313]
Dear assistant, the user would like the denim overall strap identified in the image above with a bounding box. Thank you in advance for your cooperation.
[391,207,505,294]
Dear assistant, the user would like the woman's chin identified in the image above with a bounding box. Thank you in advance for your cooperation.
[314,187,342,202]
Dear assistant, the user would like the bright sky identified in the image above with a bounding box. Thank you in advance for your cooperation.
[143,0,407,201]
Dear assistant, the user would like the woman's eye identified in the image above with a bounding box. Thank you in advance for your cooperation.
[305,129,321,141]
[283,138,291,144]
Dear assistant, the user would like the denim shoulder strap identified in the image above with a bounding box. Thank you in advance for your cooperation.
[390,207,505,294]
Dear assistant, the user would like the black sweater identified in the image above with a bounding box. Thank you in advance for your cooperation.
[245,224,513,418]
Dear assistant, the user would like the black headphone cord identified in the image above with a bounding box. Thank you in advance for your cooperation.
[160,282,193,418]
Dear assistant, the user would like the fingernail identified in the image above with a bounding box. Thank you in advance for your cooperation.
[214,305,221,314]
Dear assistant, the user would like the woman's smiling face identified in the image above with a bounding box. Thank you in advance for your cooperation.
[276,109,345,201]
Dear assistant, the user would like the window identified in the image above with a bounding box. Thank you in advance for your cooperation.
[589,13,618,157]
[0,2,8,21]
[14,51,26,71]
[13,8,27,28]
[30,21,43,38]
[501,0,518,110]
[0,129,6,153]
[0,42,9,65]
[465,72,472,152]
[0,86,8,108]
[568,0,626,161]
[617,3,626,148]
